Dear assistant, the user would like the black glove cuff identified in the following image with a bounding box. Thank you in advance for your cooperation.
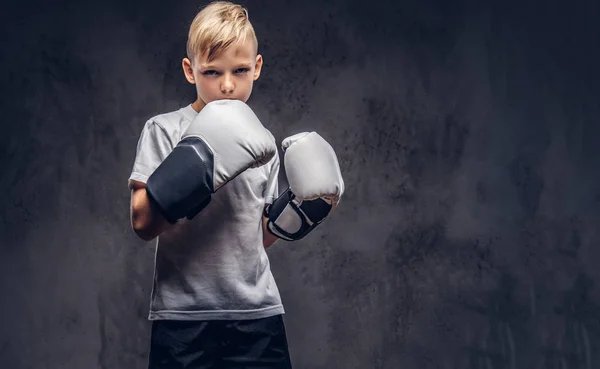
[146,137,215,223]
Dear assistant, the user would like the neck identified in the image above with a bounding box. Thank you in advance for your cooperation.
[191,99,206,113]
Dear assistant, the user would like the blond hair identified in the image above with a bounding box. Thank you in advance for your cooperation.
[186,1,258,62]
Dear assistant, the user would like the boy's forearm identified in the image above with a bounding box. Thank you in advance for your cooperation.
[262,213,280,249]
[131,188,170,241]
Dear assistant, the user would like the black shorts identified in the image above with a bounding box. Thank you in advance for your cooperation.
[147,314,293,369]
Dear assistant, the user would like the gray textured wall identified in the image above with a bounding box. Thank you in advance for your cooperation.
[2,0,600,368]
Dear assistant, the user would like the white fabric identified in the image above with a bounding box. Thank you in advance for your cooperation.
[129,103,284,321]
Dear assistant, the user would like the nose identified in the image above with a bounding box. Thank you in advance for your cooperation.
[221,75,235,94]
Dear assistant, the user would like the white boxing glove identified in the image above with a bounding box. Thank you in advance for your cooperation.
[146,99,277,224]
[266,132,345,241]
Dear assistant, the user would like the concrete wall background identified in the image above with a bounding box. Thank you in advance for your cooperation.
[1,0,599,368]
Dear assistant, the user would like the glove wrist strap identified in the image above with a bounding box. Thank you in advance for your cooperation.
[265,188,332,241]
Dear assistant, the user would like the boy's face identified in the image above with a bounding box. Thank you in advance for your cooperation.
[182,38,263,108]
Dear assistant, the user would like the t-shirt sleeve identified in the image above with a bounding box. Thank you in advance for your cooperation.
[263,151,281,204]
[129,119,174,185]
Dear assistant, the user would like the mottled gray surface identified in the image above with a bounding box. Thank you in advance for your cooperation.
[1,0,600,368]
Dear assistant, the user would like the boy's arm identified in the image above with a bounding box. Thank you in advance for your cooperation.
[262,204,279,249]
[129,179,172,241]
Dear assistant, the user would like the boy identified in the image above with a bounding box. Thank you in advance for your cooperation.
[128,1,344,368]
[128,2,291,368]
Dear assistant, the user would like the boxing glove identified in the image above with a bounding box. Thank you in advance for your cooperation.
[146,99,276,224]
[265,132,344,241]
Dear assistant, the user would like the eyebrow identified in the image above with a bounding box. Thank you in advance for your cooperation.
[201,63,252,70]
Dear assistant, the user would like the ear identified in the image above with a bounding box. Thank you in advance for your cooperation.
[182,58,196,84]
[253,54,263,81]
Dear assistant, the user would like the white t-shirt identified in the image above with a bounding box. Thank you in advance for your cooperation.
[129,104,284,321]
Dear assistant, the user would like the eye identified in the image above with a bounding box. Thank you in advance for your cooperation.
[202,70,219,76]
[234,68,249,74]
